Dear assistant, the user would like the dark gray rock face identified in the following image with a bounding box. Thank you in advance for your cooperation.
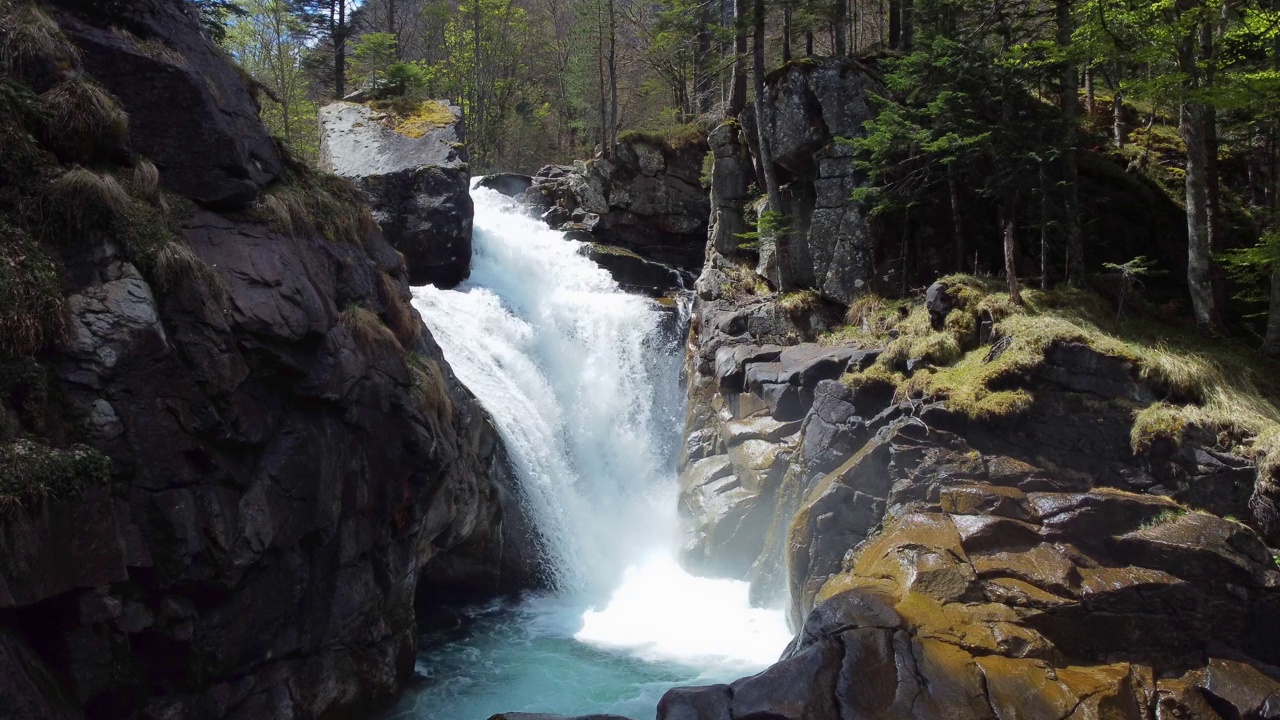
[520,137,711,271]
[0,3,534,718]
[320,101,473,288]
[579,243,695,297]
[47,0,282,208]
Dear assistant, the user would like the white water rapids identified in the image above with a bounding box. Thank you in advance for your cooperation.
[384,184,789,719]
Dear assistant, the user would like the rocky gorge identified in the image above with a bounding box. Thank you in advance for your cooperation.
[0,3,1278,720]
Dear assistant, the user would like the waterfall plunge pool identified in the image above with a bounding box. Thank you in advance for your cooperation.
[385,186,790,719]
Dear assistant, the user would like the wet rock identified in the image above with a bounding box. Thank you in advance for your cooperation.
[477,172,534,197]
[579,243,693,297]
[319,101,473,287]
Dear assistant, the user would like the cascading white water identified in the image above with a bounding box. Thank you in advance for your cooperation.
[385,184,789,719]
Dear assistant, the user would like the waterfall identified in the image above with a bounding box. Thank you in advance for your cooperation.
[400,184,788,719]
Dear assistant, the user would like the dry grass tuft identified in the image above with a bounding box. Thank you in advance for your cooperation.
[41,75,129,157]
[377,271,422,349]
[48,166,130,230]
[129,158,162,205]
[340,304,399,353]
[151,240,229,307]
[409,352,453,420]
[0,3,79,74]
[111,26,186,66]
[255,168,375,245]
[720,262,770,300]
[778,289,821,315]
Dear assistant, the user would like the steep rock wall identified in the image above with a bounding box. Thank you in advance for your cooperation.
[0,1,536,717]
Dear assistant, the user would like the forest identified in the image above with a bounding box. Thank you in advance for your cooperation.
[202,0,1280,350]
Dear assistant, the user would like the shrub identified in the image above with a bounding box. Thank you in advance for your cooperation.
[0,439,111,513]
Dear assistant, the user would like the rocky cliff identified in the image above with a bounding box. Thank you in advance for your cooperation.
[519,132,711,273]
[0,1,534,717]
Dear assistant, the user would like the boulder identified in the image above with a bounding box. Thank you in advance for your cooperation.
[579,243,693,296]
[319,100,473,288]
[478,172,534,198]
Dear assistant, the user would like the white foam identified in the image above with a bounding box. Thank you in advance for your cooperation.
[412,183,789,672]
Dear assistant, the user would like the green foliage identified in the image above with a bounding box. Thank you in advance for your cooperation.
[0,440,111,514]
[737,209,789,250]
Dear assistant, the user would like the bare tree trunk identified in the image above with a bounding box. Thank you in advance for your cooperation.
[783,2,792,61]
[1057,0,1084,287]
[1040,168,1049,290]
[332,0,348,99]
[695,0,714,113]
[597,2,607,156]
[754,0,787,289]
[1182,100,1219,330]
[1113,89,1126,148]
[1265,261,1280,357]
[1084,63,1094,114]
[888,0,901,49]
[608,0,618,150]
[901,0,913,50]
[949,170,966,272]
[834,0,847,55]
[1002,192,1023,305]
[728,0,748,116]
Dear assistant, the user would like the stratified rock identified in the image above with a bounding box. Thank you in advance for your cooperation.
[48,0,282,207]
[319,100,473,287]
[523,135,711,270]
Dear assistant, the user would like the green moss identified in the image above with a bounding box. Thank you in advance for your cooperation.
[616,122,708,153]
[700,150,714,189]
[0,221,67,356]
[830,275,1280,466]
[1131,402,1187,455]
[588,242,642,260]
[369,98,455,138]
[0,439,111,513]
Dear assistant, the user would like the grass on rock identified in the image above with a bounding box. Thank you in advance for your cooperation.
[832,274,1280,466]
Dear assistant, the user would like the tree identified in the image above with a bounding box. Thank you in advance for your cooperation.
[753,0,788,289]
[222,0,319,160]
[291,0,358,99]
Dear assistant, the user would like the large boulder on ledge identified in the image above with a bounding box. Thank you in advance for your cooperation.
[320,99,473,288]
